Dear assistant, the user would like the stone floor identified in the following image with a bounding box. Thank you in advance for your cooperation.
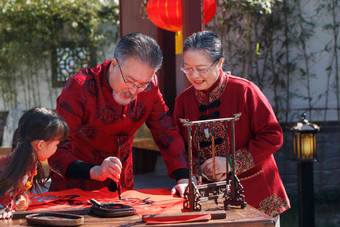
[134,154,175,190]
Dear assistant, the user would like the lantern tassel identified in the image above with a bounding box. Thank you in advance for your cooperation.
[175,31,183,55]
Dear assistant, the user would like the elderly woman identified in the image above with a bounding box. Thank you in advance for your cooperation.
[173,31,290,225]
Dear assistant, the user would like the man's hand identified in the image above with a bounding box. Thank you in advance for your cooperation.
[201,156,230,181]
[90,156,122,182]
[170,178,189,197]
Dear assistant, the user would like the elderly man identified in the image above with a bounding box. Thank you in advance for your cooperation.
[48,32,189,196]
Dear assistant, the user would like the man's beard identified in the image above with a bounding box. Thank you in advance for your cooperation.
[112,90,136,106]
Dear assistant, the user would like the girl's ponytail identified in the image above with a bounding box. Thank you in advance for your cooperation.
[0,138,35,196]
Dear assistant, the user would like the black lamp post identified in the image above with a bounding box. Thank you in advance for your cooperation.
[291,113,320,227]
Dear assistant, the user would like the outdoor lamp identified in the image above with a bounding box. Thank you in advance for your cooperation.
[291,113,320,161]
[291,113,320,227]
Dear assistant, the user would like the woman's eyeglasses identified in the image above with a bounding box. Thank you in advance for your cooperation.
[180,59,218,76]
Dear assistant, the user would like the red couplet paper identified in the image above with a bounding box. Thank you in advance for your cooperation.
[27,188,185,216]
[144,214,211,224]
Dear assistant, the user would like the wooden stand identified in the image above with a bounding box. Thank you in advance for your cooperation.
[224,117,247,209]
[180,113,246,211]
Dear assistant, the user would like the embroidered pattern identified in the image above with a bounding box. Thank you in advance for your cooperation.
[192,123,228,175]
[179,150,188,168]
[258,194,291,217]
[235,149,255,175]
[100,105,119,124]
[92,150,114,165]
[115,132,131,148]
[64,78,75,90]
[195,72,227,105]
[59,102,75,115]
[128,102,145,122]
[124,164,134,190]
[155,131,173,149]
[79,126,97,139]
[84,78,98,97]
[119,139,132,162]
[159,111,176,129]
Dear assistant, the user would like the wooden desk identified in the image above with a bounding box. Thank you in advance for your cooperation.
[2,201,274,226]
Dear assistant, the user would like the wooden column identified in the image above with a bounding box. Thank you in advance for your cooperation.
[182,0,204,41]
[158,30,176,113]
[176,0,204,95]
[119,0,176,113]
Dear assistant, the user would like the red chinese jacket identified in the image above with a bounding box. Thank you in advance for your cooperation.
[173,70,290,217]
[49,60,187,191]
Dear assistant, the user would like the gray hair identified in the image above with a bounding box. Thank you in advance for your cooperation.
[183,31,224,63]
[113,32,163,71]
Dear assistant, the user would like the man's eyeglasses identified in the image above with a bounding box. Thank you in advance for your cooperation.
[116,59,150,90]
[180,59,219,76]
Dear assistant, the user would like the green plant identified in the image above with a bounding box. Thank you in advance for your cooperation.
[207,0,286,115]
[0,0,119,110]
[208,0,339,123]
[317,0,340,121]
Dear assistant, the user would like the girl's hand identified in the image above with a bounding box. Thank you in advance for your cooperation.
[0,210,14,219]
[15,194,29,211]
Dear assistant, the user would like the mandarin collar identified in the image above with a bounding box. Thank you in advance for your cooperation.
[101,60,113,91]
[202,69,223,94]
[195,69,228,105]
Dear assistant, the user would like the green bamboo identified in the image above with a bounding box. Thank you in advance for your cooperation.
[283,0,291,123]
[331,0,339,121]
[296,0,312,119]
[0,0,118,111]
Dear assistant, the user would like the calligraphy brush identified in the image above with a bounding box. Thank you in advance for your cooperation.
[211,127,218,205]
[108,139,123,199]
[212,127,216,181]
[117,139,123,200]
[197,125,202,184]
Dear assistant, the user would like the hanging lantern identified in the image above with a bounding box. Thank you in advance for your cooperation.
[146,0,216,32]
[291,113,320,161]
[146,0,217,54]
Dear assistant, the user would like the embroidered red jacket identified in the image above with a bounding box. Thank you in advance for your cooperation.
[173,70,290,217]
[49,60,187,191]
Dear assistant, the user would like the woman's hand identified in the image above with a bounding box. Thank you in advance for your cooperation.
[90,156,122,182]
[201,156,230,181]
[170,179,189,197]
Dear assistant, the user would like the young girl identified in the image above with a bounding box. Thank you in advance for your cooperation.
[0,106,69,219]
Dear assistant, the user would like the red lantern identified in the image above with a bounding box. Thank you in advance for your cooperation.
[146,0,217,32]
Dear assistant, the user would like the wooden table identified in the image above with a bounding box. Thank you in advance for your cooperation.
[1,200,274,227]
